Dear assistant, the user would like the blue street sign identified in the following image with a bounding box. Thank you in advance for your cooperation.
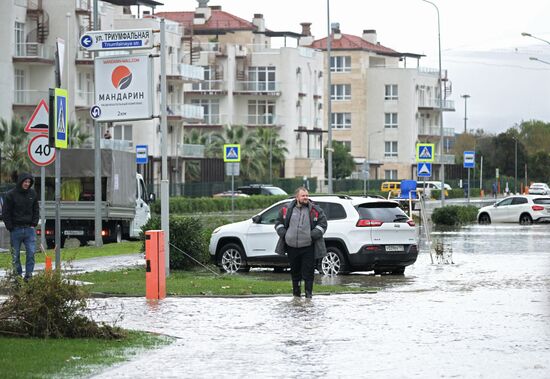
[464,151,475,169]
[90,105,101,119]
[53,88,68,149]
[417,162,432,177]
[80,34,93,48]
[224,144,241,162]
[136,145,148,164]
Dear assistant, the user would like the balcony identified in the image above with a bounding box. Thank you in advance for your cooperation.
[12,90,48,107]
[75,49,93,64]
[13,43,55,63]
[418,125,455,137]
[75,90,94,108]
[167,63,204,82]
[234,114,284,126]
[233,81,281,96]
[167,104,204,121]
[185,114,229,126]
[178,144,205,158]
[187,80,226,94]
[418,98,455,111]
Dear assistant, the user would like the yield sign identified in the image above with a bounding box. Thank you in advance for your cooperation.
[24,99,49,133]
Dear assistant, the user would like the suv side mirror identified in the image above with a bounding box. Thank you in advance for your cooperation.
[252,215,261,224]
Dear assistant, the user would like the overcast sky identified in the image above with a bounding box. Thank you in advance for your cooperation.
[153,0,550,134]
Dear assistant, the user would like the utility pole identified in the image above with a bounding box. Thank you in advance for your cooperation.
[461,94,470,134]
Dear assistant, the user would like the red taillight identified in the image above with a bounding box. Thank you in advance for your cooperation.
[356,219,383,227]
[407,219,416,227]
[101,229,109,237]
[532,205,544,211]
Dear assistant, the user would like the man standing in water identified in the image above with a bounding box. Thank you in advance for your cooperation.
[275,187,327,298]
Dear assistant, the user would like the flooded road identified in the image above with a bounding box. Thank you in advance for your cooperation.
[91,224,550,378]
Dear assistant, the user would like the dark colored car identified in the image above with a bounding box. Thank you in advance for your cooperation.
[237,185,287,196]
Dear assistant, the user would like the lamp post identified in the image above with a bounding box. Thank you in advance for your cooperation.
[326,0,333,194]
[529,56,550,65]
[514,136,518,193]
[366,130,383,195]
[421,0,445,206]
[521,32,550,46]
[461,94,470,134]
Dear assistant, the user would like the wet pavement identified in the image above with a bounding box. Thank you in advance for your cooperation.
[88,224,550,378]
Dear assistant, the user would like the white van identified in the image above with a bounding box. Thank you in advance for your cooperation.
[417,181,451,198]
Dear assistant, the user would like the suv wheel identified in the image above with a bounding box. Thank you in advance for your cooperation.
[519,213,533,225]
[478,213,491,225]
[318,246,349,276]
[391,267,405,275]
[219,243,249,273]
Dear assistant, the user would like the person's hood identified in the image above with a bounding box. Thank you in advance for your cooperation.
[17,173,34,190]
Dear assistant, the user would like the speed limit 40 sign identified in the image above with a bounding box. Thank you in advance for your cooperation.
[28,134,56,166]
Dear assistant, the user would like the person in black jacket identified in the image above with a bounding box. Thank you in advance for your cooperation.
[3,173,39,280]
[275,187,327,299]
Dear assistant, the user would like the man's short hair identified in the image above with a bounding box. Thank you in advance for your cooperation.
[294,186,309,196]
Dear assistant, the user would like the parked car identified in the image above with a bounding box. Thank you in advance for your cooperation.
[477,195,550,225]
[213,191,249,198]
[417,181,451,198]
[528,183,550,195]
[237,184,287,196]
[209,195,418,276]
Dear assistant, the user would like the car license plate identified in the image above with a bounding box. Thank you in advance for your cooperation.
[385,245,404,252]
[64,230,84,236]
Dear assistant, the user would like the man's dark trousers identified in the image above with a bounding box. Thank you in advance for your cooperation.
[287,245,314,297]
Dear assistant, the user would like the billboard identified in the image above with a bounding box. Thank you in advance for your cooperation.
[94,54,153,122]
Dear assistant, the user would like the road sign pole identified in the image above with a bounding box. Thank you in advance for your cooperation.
[160,19,170,277]
[93,0,103,248]
[468,168,471,202]
[231,170,235,222]
[40,166,46,250]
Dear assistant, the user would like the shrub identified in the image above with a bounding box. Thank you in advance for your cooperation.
[431,205,478,226]
[150,195,287,214]
[0,271,124,339]
[142,215,209,270]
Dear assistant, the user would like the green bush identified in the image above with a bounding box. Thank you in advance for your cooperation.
[141,216,210,270]
[431,205,478,226]
[150,195,288,214]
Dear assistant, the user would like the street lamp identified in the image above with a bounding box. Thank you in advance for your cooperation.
[461,94,470,134]
[365,130,383,195]
[421,0,445,206]
[326,0,333,194]
[529,56,550,65]
[521,32,550,46]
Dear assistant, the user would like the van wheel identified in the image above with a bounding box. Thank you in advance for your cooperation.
[318,246,349,276]
[115,224,123,243]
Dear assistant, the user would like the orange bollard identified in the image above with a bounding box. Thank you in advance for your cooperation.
[145,230,166,300]
[45,256,52,272]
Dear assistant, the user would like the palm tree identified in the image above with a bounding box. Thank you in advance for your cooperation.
[68,122,91,148]
[183,129,215,182]
[210,125,265,181]
[0,118,31,182]
[255,127,288,182]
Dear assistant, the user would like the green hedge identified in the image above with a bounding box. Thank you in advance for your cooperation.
[431,205,478,226]
[141,216,210,270]
[150,195,288,214]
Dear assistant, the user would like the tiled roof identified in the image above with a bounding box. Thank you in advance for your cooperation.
[310,33,398,55]
[155,10,257,31]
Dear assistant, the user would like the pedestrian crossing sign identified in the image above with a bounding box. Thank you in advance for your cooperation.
[416,143,435,162]
[224,144,241,162]
[48,88,68,149]
[417,162,432,177]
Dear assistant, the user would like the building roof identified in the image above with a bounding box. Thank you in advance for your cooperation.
[310,33,399,56]
[155,9,257,32]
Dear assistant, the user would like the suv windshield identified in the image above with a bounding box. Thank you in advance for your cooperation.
[356,202,409,223]
[264,187,287,195]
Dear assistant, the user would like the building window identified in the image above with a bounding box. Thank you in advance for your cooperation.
[14,22,24,56]
[248,100,275,125]
[113,124,133,141]
[191,99,220,124]
[331,84,351,100]
[14,69,25,103]
[384,141,398,157]
[330,56,351,72]
[385,84,398,100]
[331,112,351,129]
[248,66,276,91]
[384,170,398,180]
[384,112,398,128]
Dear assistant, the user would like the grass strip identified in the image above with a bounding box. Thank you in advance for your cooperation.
[73,268,374,296]
[0,241,142,268]
[0,331,172,378]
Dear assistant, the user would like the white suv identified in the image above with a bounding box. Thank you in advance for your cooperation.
[209,195,418,275]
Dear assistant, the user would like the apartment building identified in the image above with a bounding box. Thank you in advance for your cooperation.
[157,2,325,182]
[307,26,455,181]
[0,0,205,188]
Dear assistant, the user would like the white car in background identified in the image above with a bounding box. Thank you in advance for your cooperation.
[528,183,550,195]
[477,195,550,225]
[209,195,418,276]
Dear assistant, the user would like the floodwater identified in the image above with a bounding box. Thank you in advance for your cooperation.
[89,224,550,378]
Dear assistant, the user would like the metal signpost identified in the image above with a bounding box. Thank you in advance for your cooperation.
[464,151,475,201]
[224,144,241,221]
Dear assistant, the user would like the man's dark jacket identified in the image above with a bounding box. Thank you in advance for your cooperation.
[3,173,39,232]
[274,199,327,259]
